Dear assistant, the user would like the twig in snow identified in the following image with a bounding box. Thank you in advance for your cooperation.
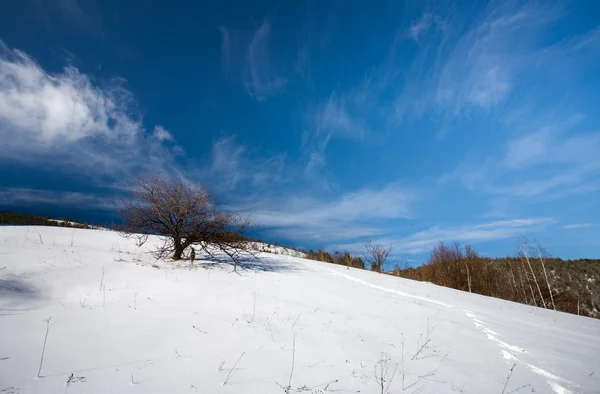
[250,293,257,323]
[374,353,395,394]
[411,318,433,360]
[37,317,52,378]
[99,267,104,290]
[222,352,245,385]
[403,364,441,391]
[66,373,86,384]
[35,229,43,245]
[266,321,275,342]
[292,312,302,329]
[102,286,106,307]
[308,360,324,368]
[401,333,405,390]
[285,335,296,393]
[506,384,531,394]
[385,361,400,393]
[79,296,87,308]
[502,364,516,394]
[192,325,207,334]
[175,350,191,359]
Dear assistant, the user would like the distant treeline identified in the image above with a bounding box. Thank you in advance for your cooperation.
[0,211,91,229]
[391,242,600,319]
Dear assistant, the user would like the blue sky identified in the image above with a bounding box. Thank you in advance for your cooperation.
[0,0,599,262]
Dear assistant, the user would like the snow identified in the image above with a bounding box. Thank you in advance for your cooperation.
[1,226,599,393]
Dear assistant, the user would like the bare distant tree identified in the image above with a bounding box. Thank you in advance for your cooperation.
[119,173,254,270]
[535,241,556,311]
[518,238,546,309]
[364,239,392,273]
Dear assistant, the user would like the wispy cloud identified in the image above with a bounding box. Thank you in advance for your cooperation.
[0,40,182,181]
[219,21,287,101]
[245,21,287,101]
[334,218,553,255]
[394,218,553,254]
[563,223,593,230]
[442,114,600,200]
[205,136,287,194]
[244,184,416,243]
[391,2,591,122]
[408,13,433,43]
[303,93,368,176]
[218,26,233,72]
[0,188,117,211]
[152,125,174,142]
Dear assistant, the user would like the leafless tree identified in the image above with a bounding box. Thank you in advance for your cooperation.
[119,173,255,270]
[365,239,392,273]
[535,241,556,311]
[518,238,546,308]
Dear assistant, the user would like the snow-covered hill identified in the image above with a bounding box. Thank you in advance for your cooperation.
[1,226,598,393]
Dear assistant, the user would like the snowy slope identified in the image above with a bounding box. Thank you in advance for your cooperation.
[1,226,599,394]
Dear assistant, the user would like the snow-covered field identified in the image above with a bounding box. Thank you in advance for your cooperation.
[1,226,599,394]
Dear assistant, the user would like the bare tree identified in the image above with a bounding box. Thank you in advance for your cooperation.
[535,241,556,311]
[364,239,392,273]
[119,174,254,270]
[518,238,546,308]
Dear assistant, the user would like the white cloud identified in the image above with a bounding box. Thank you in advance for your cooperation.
[245,21,286,101]
[442,115,600,200]
[303,93,367,176]
[395,218,553,254]
[0,44,139,144]
[334,218,553,255]
[563,223,593,230]
[218,21,286,101]
[152,125,173,142]
[434,3,536,115]
[246,184,416,242]
[391,2,589,121]
[0,40,181,180]
[408,13,432,42]
[205,136,287,193]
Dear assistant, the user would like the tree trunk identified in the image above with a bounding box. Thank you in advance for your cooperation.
[536,243,556,311]
[521,244,547,309]
[173,242,185,260]
[465,263,472,293]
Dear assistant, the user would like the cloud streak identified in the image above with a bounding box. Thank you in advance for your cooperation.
[304,93,367,175]
[563,223,593,230]
[245,184,416,243]
[394,218,553,254]
[442,115,600,200]
[334,218,553,255]
[219,21,287,101]
[245,21,287,100]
